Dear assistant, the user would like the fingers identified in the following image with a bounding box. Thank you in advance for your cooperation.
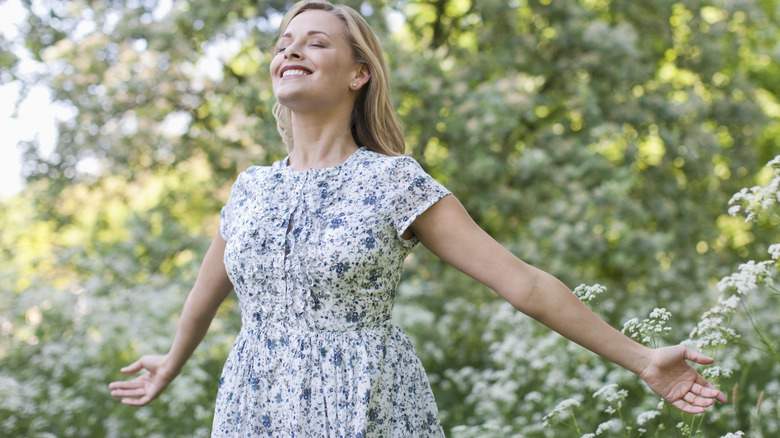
[682,391,715,408]
[109,376,147,399]
[666,380,728,415]
[108,378,156,406]
[681,348,728,405]
[110,387,147,398]
[671,399,707,415]
[109,355,167,407]
[121,396,152,407]
[108,379,145,390]
[692,382,728,404]
[120,358,145,375]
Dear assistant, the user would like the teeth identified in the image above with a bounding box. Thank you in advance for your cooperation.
[282,69,310,77]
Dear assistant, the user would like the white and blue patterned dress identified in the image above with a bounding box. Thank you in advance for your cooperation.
[213,147,450,437]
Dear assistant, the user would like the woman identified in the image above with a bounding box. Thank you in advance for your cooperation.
[109,1,727,436]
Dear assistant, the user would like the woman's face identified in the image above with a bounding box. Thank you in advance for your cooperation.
[270,10,364,113]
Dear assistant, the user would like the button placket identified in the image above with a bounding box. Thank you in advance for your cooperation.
[283,170,309,310]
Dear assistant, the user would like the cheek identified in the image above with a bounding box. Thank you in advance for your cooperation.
[269,61,279,78]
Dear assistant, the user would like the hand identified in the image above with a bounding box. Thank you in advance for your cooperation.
[108,354,177,406]
[638,345,728,414]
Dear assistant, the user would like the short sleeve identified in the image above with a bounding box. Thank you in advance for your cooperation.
[219,171,247,241]
[390,156,451,243]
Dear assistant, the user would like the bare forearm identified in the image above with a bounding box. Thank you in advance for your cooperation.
[164,291,225,375]
[412,196,726,414]
[163,233,233,377]
[508,267,650,375]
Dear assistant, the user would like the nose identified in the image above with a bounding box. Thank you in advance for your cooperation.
[284,44,303,60]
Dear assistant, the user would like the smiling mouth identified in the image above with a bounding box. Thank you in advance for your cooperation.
[282,69,311,78]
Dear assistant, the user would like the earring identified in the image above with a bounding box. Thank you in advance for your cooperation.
[351,82,357,88]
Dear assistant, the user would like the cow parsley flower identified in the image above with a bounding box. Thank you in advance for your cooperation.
[727,154,780,222]
[768,243,780,261]
[574,283,606,303]
[702,365,734,380]
[595,419,621,435]
[717,260,774,295]
[592,383,628,414]
[686,294,741,351]
[622,308,672,346]
[543,397,582,427]
[636,409,661,426]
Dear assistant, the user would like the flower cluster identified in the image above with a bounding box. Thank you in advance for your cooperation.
[592,383,628,414]
[686,294,740,351]
[621,307,672,347]
[717,259,775,295]
[727,155,780,222]
[542,397,582,427]
[573,283,606,303]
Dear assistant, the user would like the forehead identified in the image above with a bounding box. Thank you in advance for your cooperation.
[281,9,348,38]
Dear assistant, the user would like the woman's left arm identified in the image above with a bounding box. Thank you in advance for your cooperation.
[409,195,727,413]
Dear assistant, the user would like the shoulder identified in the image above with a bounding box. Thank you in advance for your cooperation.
[354,149,426,176]
[225,163,280,202]
[234,162,279,186]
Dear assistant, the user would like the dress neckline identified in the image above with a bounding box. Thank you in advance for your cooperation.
[282,146,365,174]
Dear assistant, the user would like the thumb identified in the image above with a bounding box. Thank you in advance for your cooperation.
[683,348,715,365]
[120,358,145,375]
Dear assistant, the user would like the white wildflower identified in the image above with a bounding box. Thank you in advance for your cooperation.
[703,365,734,380]
[592,383,628,415]
[543,397,581,426]
[595,419,621,435]
[727,154,780,222]
[636,409,661,425]
[524,391,543,403]
[622,308,672,345]
[593,383,628,403]
[622,317,640,336]
[768,244,780,261]
[721,432,746,438]
[574,283,606,303]
[717,260,774,295]
[720,294,741,311]
[686,298,740,350]
[676,421,691,435]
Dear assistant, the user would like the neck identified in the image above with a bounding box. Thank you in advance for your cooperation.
[287,110,359,171]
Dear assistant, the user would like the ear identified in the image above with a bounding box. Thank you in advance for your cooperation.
[349,65,371,90]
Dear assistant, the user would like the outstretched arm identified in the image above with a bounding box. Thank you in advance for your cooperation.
[109,232,234,406]
[409,195,727,413]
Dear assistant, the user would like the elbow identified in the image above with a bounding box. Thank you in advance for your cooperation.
[501,265,546,316]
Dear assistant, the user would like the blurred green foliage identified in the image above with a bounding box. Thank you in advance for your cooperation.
[1,0,779,436]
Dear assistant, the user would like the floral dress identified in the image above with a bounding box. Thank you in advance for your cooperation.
[213,147,450,437]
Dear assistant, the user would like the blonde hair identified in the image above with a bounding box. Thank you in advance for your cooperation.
[272,0,406,156]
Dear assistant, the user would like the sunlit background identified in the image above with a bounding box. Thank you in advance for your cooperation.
[1,0,51,198]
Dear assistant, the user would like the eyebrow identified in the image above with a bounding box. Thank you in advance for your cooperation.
[279,30,331,39]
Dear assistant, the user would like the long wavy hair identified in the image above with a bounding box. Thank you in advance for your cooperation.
[272,0,406,156]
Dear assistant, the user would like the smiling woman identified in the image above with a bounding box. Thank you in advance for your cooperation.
[109,1,728,437]
[270,2,405,157]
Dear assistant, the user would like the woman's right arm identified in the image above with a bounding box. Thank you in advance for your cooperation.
[108,232,234,406]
